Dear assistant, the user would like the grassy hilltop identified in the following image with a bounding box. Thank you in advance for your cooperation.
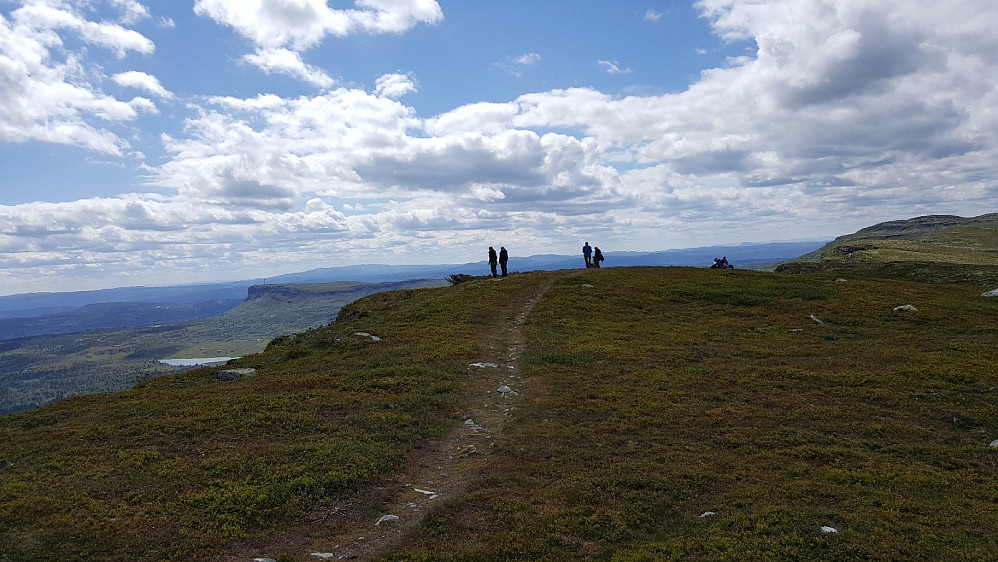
[775,213,998,285]
[1,216,997,560]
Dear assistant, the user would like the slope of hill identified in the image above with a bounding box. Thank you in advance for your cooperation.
[775,213,998,284]
[2,266,996,559]
[0,280,445,414]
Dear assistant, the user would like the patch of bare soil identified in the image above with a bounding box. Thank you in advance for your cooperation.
[226,280,552,561]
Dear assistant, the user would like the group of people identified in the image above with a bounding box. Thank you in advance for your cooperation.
[710,256,733,269]
[582,242,605,268]
[488,246,509,277]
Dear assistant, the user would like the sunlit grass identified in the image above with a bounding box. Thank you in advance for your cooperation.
[2,267,997,559]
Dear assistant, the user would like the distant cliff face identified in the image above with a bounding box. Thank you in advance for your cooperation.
[245,282,369,301]
[246,284,309,301]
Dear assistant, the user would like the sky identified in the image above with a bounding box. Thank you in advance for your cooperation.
[1,0,996,296]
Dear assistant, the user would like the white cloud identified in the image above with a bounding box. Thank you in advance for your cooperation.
[597,59,631,74]
[3,0,998,294]
[193,0,443,50]
[242,48,335,89]
[514,53,541,66]
[113,70,175,99]
[0,1,157,154]
[375,72,417,99]
[193,0,442,86]
[644,9,664,22]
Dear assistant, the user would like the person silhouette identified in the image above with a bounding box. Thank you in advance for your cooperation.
[488,246,498,277]
[582,242,592,268]
[593,246,604,268]
[499,246,509,277]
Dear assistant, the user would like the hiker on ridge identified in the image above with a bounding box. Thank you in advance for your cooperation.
[583,242,592,268]
[488,246,498,278]
[593,247,604,268]
[499,246,509,277]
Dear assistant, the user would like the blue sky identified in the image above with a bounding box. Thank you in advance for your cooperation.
[1,0,996,295]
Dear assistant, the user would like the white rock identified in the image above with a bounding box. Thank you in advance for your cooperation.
[464,419,487,433]
[311,554,337,560]
[581,284,594,289]
[981,289,998,297]
[699,511,717,518]
[810,315,823,324]
[892,304,918,314]
[821,526,838,533]
[254,558,277,562]
[469,362,498,368]
[375,514,400,526]
[413,488,438,499]
[498,385,518,396]
[989,439,998,448]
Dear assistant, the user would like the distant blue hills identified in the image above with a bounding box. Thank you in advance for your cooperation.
[0,241,824,323]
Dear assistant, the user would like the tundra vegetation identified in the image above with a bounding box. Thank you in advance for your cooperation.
[1,216,996,560]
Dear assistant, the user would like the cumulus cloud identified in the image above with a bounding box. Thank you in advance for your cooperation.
[194,0,442,83]
[375,73,417,99]
[0,1,156,154]
[3,0,998,294]
[242,48,335,89]
[112,71,175,99]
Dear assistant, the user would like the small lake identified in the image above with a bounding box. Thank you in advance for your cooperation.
[159,357,239,366]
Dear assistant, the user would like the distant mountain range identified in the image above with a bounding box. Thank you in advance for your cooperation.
[0,240,824,326]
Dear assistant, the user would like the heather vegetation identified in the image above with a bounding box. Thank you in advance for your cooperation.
[1,216,996,560]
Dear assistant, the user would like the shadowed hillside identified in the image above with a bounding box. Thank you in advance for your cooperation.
[2,264,996,560]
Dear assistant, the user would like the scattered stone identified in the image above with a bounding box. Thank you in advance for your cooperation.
[412,488,440,500]
[699,511,717,518]
[892,304,918,314]
[821,526,838,533]
[498,385,518,396]
[457,445,478,458]
[375,514,400,526]
[212,368,256,382]
[810,315,823,325]
[989,439,998,448]
[413,488,439,499]
[337,553,357,560]
[469,362,498,368]
[981,289,998,297]
[834,278,848,282]
[464,418,488,434]
[790,328,805,333]
[353,332,381,341]
[581,284,594,289]
[254,558,277,562]
[311,554,337,560]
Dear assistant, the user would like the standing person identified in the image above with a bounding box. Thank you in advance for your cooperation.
[593,246,604,268]
[488,246,498,278]
[499,246,509,277]
[583,242,592,268]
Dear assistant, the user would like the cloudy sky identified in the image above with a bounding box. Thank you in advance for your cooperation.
[1,0,996,295]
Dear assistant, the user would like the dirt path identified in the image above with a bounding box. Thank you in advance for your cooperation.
[234,279,553,561]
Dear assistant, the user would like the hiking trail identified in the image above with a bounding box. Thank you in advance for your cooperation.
[230,278,554,561]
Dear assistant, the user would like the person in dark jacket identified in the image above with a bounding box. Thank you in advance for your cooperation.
[593,247,604,268]
[488,246,498,277]
[499,246,509,277]
[583,242,592,267]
